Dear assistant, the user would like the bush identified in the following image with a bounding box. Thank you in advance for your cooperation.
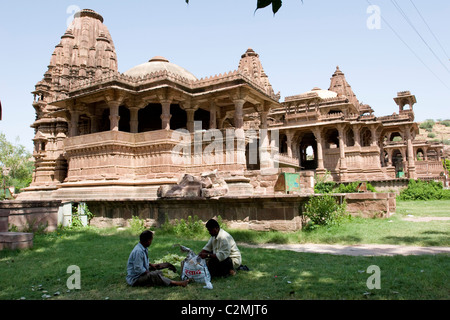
[162,215,226,239]
[398,179,450,200]
[303,194,347,229]
[130,215,146,234]
[315,181,376,194]
[439,120,450,127]
[427,133,436,139]
[419,119,435,130]
[314,181,336,194]
[334,181,376,193]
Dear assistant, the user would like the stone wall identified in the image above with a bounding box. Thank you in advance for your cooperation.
[344,192,396,218]
[88,196,309,232]
[0,200,62,232]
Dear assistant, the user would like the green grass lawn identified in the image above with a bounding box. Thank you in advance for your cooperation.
[0,199,449,301]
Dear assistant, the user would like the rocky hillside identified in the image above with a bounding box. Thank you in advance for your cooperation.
[416,119,450,157]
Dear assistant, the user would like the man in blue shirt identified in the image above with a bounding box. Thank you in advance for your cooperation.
[126,230,189,287]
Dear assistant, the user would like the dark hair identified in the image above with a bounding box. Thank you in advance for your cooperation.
[140,230,153,242]
[205,219,220,229]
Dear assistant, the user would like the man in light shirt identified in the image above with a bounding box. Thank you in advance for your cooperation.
[199,219,242,277]
[126,230,189,287]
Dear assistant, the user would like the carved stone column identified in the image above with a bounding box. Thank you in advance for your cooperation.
[405,128,416,179]
[286,131,294,158]
[160,101,172,130]
[186,109,196,133]
[130,107,139,133]
[353,124,361,148]
[209,101,217,129]
[70,110,80,137]
[108,101,121,131]
[313,128,325,171]
[337,125,347,181]
[234,99,245,129]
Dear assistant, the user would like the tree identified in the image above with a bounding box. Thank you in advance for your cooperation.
[0,132,34,198]
[185,0,302,15]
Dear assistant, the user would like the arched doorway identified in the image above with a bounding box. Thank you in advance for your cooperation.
[392,149,404,177]
[299,132,317,170]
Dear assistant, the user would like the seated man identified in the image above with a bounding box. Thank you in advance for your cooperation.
[127,230,189,287]
[199,219,242,277]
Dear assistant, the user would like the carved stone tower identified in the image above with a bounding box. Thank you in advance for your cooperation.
[28,9,118,190]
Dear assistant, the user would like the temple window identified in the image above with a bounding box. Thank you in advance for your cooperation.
[324,129,339,149]
[346,129,355,147]
[361,127,372,147]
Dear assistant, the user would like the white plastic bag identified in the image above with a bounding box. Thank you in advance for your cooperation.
[175,244,213,289]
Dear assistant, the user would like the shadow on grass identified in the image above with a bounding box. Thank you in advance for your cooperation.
[382,230,450,246]
[1,227,449,300]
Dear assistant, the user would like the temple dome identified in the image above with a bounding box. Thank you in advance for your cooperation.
[305,87,338,99]
[124,56,198,81]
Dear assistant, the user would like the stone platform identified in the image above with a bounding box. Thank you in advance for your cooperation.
[0,232,33,250]
[0,207,34,251]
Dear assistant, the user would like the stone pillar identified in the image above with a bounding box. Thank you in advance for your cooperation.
[337,125,347,181]
[370,126,378,147]
[423,147,428,161]
[89,115,98,134]
[108,101,121,131]
[209,101,217,129]
[234,99,245,129]
[259,110,271,169]
[405,128,416,179]
[130,107,139,133]
[286,131,294,158]
[70,110,80,137]
[186,109,195,133]
[313,129,325,171]
[387,149,393,166]
[160,101,172,130]
[353,125,361,148]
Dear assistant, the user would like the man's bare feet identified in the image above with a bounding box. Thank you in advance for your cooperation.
[171,280,189,287]
[229,269,236,276]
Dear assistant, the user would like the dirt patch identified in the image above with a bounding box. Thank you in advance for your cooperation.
[239,243,450,256]
[402,216,450,222]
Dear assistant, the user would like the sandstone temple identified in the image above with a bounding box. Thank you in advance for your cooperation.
[4,9,445,232]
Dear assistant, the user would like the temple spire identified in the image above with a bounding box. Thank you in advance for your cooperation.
[329,66,360,108]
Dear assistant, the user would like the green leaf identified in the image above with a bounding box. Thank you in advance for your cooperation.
[256,0,273,9]
[272,0,282,14]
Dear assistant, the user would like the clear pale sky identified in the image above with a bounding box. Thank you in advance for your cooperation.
[1,0,449,153]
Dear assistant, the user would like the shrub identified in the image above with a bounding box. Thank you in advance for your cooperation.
[333,181,376,193]
[439,120,450,127]
[314,181,336,194]
[398,179,450,200]
[427,133,436,139]
[162,214,226,239]
[130,215,146,234]
[303,194,347,228]
[419,119,435,130]
[443,159,450,172]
